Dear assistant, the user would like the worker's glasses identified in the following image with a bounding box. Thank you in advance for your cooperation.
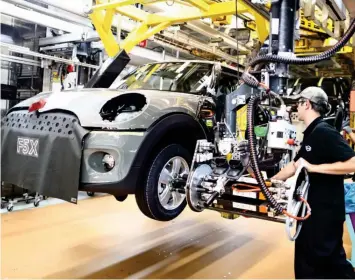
[296,99,308,106]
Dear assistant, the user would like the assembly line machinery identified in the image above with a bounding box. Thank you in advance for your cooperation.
[84,0,355,240]
[184,0,354,240]
[185,0,354,240]
[1,0,354,237]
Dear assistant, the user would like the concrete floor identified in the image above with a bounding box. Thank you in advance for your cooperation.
[1,195,352,279]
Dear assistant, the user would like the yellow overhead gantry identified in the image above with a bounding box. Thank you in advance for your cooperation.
[87,0,353,76]
[88,0,269,57]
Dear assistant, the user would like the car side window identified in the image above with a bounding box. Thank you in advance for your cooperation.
[217,68,240,95]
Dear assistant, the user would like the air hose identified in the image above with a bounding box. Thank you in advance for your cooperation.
[242,71,259,88]
[249,18,355,68]
[247,94,284,214]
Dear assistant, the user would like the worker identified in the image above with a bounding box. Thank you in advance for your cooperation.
[271,86,355,279]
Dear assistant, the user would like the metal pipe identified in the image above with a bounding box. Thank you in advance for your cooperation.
[39,18,137,46]
[278,0,297,53]
[39,31,99,46]
[4,0,92,28]
[0,1,89,33]
[269,0,297,95]
[0,54,41,67]
[29,0,87,17]
[1,42,99,69]
[270,0,281,55]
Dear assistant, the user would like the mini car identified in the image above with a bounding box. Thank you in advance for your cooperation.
[1,60,241,221]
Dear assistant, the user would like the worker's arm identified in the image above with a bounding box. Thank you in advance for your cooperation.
[348,133,355,143]
[296,126,355,175]
[344,126,355,143]
[296,157,355,175]
[271,161,297,181]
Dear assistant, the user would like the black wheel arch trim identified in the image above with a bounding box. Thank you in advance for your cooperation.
[132,112,208,168]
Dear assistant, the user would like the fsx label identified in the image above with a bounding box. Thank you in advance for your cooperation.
[17,137,39,157]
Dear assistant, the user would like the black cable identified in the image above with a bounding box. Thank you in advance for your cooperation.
[240,18,355,91]
[242,71,259,88]
[249,18,355,68]
[247,94,284,214]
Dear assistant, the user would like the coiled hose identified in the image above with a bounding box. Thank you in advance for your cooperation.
[249,18,355,68]
[242,71,259,88]
[247,94,285,214]
[247,93,312,219]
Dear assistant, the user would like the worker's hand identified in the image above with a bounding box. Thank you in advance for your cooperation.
[343,126,353,134]
[295,158,316,173]
[270,178,285,186]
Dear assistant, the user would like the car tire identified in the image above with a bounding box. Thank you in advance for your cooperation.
[135,143,191,221]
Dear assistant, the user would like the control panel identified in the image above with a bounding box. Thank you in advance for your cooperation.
[266,119,297,150]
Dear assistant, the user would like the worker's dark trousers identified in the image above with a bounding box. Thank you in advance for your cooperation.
[294,213,355,279]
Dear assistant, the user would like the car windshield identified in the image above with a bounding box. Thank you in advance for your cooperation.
[115,61,213,94]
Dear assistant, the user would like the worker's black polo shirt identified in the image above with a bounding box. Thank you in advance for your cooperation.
[294,117,355,220]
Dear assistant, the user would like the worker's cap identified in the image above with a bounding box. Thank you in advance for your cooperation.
[299,86,328,105]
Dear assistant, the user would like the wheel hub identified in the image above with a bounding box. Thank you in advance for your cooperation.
[157,156,189,210]
[186,164,213,212]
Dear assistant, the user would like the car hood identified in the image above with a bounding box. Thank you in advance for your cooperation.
[9,88,202,129]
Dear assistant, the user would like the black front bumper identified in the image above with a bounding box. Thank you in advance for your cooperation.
[79,166,140,196]
[1,111,88,203]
